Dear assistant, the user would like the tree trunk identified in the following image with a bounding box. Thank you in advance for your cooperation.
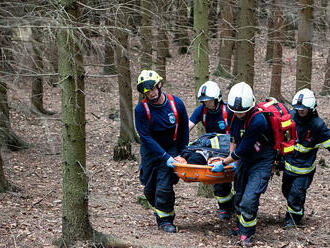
[321,48,330,96]
[104,18,117,75]
[209,0,218,38]
[265,12,274,63]
[140,0,153,70]
[31,28,55,115]
[270,0,284,100]
[320,3,330,96]
[155,0,170,86]
[113,0,139,161]
[193,0,213,197]
[174,0,190,54]
[214,0,235,78]
[0,29,28,151]
[296,0,313,91]
[193,0,209,98]
[235,0,257,87]
[57,0,92,245]
[0,150,9,193]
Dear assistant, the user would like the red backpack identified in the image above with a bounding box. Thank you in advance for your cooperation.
[246,98,296,157]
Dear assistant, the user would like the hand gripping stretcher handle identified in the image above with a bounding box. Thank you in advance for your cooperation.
[172,162,234,171]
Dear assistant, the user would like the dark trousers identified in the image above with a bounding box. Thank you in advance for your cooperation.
[234,148,274,237]
[214,182,233,212]
[282,170,315,223]
[139,145,179,223]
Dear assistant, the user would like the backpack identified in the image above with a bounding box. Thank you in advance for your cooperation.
[246,98,296,158]
[141,94,179,141]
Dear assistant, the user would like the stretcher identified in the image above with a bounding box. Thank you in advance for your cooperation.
[173,162,235,184]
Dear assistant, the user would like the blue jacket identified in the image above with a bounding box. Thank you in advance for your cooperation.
[135,94,189,162]
[190,103,233,133]
[284,110,330,175]
[230,107,274,162]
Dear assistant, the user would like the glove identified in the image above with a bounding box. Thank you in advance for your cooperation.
[228,161,237,172]
[166,156,176,168]
[210,161,224,172]
[174,156,187,164]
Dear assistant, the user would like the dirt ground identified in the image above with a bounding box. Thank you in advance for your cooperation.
[0,34,330,248]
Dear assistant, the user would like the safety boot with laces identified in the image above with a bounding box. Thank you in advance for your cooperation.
[218,209,231,220]
[240,234,253,247]
[158,222,177,233]
[227,226,240,236]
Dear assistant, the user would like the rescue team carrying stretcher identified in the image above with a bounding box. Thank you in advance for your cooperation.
[134,70,330,246]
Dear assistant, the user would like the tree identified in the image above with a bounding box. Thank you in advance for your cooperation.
[214,0,236,78]
[140,0,153,70]
[174,0,190,54]
[0,28,28,151]
[235,0,257,87]
[296,0,314,91]
[113,0,138,161]
[270,0,285,100]
[193,0,209,98]
[104,18,117,75]
[193,0,213,198]
[209,0,218,38]
[265,9,274,63]
[320,1,330,96]
[31,28,55,115]
[155,0,170,85]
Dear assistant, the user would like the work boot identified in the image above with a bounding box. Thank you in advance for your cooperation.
[227,226,240,236]
[158,222,177,233]
[240,234,253,247]
[285,218,301,229]
[218,209,231,220]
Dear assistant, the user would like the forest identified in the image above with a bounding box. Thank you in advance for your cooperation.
[0,0,329,247]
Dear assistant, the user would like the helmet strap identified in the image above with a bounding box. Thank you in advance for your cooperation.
[147,83,162,104]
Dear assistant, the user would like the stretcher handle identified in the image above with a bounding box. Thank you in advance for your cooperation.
[172,162,233,170]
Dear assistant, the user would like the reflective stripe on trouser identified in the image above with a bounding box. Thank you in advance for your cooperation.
[216,190,234,204]
[284,161,316,175]
[154,208,175,218]
[287,205,303,215]
[214,182,234,212]
[238,214,257,228]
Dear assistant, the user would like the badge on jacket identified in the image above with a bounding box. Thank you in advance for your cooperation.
[168,113,175,124]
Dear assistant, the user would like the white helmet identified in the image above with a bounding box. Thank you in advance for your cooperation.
[292,88,316,110]
[197,81,222,102]
[228,82,255,113]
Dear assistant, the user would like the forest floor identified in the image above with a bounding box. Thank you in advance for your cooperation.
[0,33,330,248]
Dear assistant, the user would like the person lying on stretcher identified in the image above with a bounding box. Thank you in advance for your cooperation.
[174,133,237,172]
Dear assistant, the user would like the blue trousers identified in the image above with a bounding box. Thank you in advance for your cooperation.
[234,148,274,237]
[139,145,179,216]
[282,170,315,223]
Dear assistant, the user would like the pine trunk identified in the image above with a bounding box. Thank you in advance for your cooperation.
[113,0,138,160]
[58,0,92,244]
[174,0,190,54]
[0,151,9,193]
[104,19,116,75]
[140,0,153,70]
[236,0,257,87]
[296,0,313,91]
[214,0,235,78]
[270,0,284,99]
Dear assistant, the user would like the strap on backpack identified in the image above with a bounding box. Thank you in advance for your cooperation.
[142,94,179,141]
[167,94,179,141]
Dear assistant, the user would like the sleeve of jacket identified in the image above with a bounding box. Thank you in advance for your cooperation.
[231,113,268,160]
[176,96,189,153]
[134,104,170,161]
[189,105,203,125]
[315,118,330,151]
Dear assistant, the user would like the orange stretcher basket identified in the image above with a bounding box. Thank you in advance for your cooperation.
[173,163,235,184]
